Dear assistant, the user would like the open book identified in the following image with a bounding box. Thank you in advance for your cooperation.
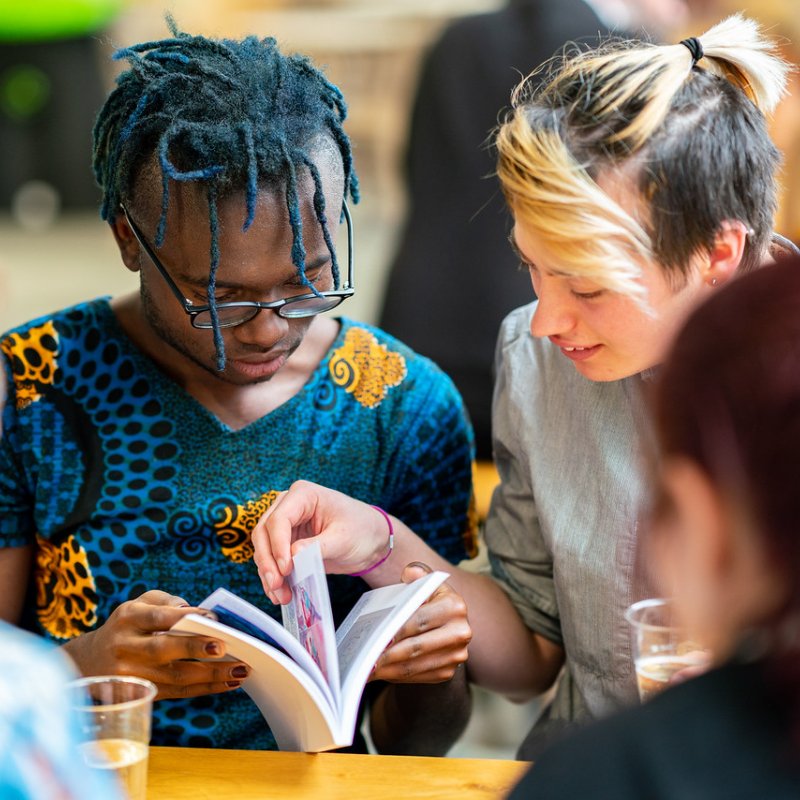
[171,541,448,752]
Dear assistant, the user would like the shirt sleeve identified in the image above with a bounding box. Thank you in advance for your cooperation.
[0,350,35,548]
[483,313,563,645]
[381,360,477,567]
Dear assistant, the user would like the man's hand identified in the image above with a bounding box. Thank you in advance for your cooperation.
[61,590,250,700]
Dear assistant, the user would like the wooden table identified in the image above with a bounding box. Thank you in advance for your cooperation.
[147,745,528,799]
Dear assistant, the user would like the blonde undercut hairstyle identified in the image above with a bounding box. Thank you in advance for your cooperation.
[496,14,790,302]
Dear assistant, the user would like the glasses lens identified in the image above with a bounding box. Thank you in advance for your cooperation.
[280,295,345,318]
[191,305,259,329]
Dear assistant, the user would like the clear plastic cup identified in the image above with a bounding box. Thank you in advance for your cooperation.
[69,675,157,800]
[625,598,707,701]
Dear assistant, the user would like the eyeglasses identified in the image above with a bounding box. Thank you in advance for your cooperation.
[121,202,354,329]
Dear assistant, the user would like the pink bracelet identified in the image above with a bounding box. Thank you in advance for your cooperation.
[349,505,394,577]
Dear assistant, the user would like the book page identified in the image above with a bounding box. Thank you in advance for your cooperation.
[197,588,333,708]
[281,542,341,709]
[172,612,344,751]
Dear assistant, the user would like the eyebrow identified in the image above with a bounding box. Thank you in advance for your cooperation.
[178,255,331,290]
[507,232,584,281]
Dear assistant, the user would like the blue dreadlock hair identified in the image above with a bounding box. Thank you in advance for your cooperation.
[92,16,359,369]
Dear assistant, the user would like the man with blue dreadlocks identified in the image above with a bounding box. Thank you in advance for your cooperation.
[0,20,476,754]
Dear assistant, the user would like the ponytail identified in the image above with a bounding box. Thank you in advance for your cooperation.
[689,14,789,115]
[497,14,788,298]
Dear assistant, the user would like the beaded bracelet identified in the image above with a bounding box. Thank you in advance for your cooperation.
[348,505,394,577]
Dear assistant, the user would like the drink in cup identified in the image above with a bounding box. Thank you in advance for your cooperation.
[69,675,156,800]
[625,598,707,702]
[634,651,705,701]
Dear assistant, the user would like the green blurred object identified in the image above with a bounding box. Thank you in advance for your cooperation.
[0,0,121,209]
[0,65,51,120]
[0,0,123,41]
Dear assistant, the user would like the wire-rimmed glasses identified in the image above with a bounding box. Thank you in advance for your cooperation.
[121,202,354,329]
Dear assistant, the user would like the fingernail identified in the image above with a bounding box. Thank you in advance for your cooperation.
[205,642,222,657]
[264,572,275,590]
[231,665,249,679]
[226,681,242,688]
[277,559,288,574]
[267,592,278,605]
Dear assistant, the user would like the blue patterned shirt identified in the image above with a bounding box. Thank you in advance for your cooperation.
[0,298,476,749]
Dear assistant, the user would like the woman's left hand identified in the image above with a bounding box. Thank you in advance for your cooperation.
[371,562,472,684]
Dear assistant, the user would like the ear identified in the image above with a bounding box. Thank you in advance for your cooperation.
[110,212,143,274]
[702,220,749,289]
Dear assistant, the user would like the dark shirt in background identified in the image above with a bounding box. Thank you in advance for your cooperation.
[510,660,800,800]
[379,0,609,459]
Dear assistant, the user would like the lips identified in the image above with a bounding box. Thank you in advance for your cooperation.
[229,352,288,379]
[549,338,601,362]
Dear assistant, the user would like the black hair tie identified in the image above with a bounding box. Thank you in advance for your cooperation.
[679,37,704,66]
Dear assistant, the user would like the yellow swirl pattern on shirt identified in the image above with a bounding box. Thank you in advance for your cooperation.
[214,491,281,563]
[1,321,60,409]
[329,327,407,409]
[35,534,98,640]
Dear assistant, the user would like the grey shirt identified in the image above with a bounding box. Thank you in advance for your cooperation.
[485,302,656,757]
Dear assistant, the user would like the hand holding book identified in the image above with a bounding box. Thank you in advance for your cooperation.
[371,561,471,685]
[171,541,468,751]
[253,482,394,604]
[251,483,471,687]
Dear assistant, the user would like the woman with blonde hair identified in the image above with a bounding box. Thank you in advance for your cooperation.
[252,14,794,756]
[509,255,800,798]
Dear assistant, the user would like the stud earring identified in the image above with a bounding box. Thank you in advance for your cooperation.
[711,278,717,286]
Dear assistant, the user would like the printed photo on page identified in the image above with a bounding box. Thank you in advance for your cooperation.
[282,543,339,694]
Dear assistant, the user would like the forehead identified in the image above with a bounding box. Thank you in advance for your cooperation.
[594,162,650,226]
[512,161,652,276]
[141,187,346,295]
[511,220,576,279]
[129,135,346,230]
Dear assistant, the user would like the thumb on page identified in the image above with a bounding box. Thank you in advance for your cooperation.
[401,561,433,584]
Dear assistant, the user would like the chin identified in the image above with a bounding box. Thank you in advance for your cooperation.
[573,362,628,382]
[574,356,655,383]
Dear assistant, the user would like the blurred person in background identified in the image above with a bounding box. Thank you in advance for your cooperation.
[509,256,800,799]
[379,0,687,459]
[0,620,123,800]
[0,19,476,755]
[253,14,794,758]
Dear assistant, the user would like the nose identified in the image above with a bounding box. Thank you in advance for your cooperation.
[529,281,578,339]
[231,306,290,349]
